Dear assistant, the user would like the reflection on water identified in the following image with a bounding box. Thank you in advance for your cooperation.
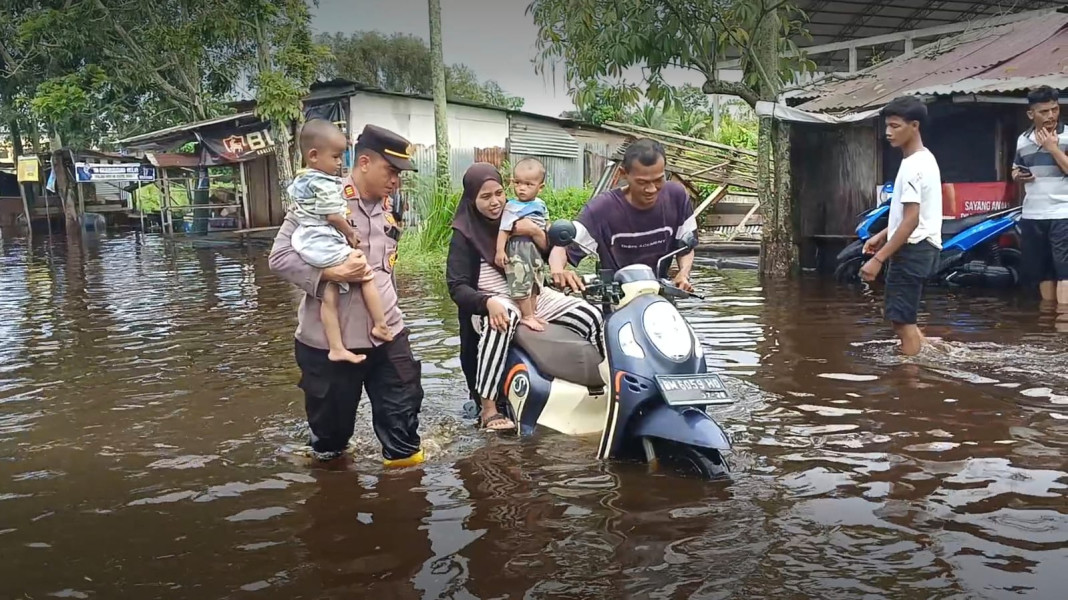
[1,231,1066,599]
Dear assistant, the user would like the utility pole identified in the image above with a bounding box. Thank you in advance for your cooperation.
[428,0,450,191]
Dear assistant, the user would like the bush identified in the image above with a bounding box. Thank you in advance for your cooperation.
[542,186,592,222]
[394,180,593,276]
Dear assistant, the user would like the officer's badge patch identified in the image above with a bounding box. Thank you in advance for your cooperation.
[342,184,357,199]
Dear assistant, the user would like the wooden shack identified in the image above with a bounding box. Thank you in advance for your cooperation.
[116,112,283,235]
[785,8,1068,273]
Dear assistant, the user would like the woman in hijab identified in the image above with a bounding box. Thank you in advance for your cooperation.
[447,163,604,431]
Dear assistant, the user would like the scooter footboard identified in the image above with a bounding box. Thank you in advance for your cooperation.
[631,405,732,450]
[836,239,866,263]
[934,248,965,277]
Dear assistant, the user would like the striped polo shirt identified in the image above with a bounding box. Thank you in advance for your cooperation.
[1014,122,1068,220]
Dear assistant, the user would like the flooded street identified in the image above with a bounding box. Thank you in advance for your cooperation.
[2,231,1067,599]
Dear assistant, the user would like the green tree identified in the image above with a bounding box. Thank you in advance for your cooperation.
[527,0,813,276]
[2,0,321,225]
[246,0,329,204]
[317,31,525,110]
[668,83,713,115]
[669,110,711,138]
[560,80,639,124]
[629,103,669,130]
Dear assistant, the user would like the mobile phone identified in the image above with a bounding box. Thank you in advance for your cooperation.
[1016,165,1032,177]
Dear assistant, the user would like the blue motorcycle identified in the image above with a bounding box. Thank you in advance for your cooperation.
[833,183,892,283]
[937,206,1022,287]
[835,183,1023,287]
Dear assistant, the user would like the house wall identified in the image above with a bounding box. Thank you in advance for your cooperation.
[244,154,284,228]
[792,121,880,239]
[881,103,1010,185]
[792,121,880,273]
[348,93,509,149]
[794,100,1034,273]
[879,101,1025,217]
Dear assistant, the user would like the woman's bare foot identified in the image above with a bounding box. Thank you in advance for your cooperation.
[520,315,545,331]
[328,348,366,364]
[371,323,394,341]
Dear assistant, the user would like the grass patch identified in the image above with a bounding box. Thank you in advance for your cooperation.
[395,181,594,279]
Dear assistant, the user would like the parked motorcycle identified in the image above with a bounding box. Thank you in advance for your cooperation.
[835,183,1022,287]
[834,183,892,283]
[464,220,735,479]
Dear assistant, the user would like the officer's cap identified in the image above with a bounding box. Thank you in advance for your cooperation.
[355,124,417,172]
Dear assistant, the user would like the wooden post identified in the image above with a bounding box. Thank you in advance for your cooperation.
[137,185,146,239]
[903,36,914,56]
[712,65,721,135]
[239,162,251,230]
[848,45,858,73]
[428,0,451,190]
[75,181,86,228]
[161,169,173,235]
[18,181,32,231]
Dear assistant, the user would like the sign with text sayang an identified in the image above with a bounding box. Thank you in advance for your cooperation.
[74,162,156,183]
[17,156,40,183]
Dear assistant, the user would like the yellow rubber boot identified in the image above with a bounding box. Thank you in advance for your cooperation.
[383,448,425,468]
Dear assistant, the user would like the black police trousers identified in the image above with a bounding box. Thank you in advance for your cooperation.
[294,330,423,460]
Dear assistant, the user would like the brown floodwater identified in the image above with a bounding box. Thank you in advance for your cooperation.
[1,230,1066,600]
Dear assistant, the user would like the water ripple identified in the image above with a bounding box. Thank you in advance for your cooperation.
[0,232,1066,598]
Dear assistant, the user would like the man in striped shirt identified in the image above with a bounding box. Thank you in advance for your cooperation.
[1013,86,1068,306]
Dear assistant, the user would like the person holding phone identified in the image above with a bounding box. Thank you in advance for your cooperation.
[1013,86,1068,307]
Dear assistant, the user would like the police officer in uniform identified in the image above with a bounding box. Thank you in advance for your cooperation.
[269,124,424,466]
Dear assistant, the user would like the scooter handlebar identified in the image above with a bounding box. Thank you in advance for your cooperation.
[660,279,704,300]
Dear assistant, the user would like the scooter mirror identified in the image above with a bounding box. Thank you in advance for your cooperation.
[678,232,699,251]
[547,219,578,247]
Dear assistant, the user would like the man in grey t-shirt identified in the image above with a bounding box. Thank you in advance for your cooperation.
[1013,85,1068,306]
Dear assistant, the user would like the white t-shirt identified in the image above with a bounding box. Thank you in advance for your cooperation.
[888,148,943,249]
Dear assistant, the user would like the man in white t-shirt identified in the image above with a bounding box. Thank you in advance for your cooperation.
[860,96,943,356]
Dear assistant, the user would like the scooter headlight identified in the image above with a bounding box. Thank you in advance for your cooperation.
[642,302,693,361]
[617,323,645,359]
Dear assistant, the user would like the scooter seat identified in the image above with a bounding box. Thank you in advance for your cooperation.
[940,207,1018,238]
[513,323,605,389]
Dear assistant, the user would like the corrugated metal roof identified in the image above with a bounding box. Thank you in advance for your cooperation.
[116,111,257,146]
[910,74,1068,96]
[508,116,580,160]
[798,10,1068,113]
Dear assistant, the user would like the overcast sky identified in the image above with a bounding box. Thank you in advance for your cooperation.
[309,0,710,117]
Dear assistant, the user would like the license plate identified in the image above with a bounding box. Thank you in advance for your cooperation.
[654,374,732,406]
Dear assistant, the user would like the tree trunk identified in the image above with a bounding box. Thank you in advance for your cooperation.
[273,123,296,214]
[751,4,797,277]
[27,120,41,155]
[428,0,450,190]
[51,150,80,230]
[760,120,796,276]
[9,120,32,229]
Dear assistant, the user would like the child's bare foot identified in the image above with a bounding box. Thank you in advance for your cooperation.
[371,323,394,341]
[520,315,545,331]
[328,349,366,364]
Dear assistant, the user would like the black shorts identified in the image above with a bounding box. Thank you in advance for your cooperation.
[884,240,940,325]
[1020,218,1068,284]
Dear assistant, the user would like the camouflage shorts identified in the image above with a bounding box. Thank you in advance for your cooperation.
[505,236,544,299]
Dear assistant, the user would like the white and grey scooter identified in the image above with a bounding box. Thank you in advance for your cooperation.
[465,219,735,479]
